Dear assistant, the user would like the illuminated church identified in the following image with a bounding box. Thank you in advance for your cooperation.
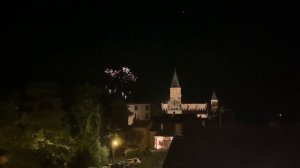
[161,70,218,118]
[128,70,220,150]
[153,70,220,150]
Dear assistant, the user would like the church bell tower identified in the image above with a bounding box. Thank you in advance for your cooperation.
[167,70,182,114]
[170,70,181,101]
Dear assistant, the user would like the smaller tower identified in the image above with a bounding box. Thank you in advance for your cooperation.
[211,90,218,113]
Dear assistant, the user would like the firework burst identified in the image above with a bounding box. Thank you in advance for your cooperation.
[104,66,137,99]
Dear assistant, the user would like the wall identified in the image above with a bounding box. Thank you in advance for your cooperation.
[161,103,207,114]
[181,103,207,110]
[127,104,151,125]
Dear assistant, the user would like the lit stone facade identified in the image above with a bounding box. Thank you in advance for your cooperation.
[161,70,213,118]
[127,104,151,125]
[128,70,219,150]
[161,103,207,113]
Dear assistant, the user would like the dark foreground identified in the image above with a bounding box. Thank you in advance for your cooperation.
[163,125,300,168]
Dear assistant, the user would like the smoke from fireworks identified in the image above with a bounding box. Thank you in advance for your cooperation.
[104,66,137,99]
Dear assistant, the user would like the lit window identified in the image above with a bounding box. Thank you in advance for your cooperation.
[154,136,173,150]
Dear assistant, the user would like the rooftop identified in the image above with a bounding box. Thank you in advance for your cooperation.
[163,125,300,168]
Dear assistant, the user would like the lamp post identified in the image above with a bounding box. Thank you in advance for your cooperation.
[219,108,222,128]
[112,140,118,164]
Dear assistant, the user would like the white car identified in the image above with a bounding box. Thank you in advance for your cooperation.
[102,164,114,168]
[126,158,142,166]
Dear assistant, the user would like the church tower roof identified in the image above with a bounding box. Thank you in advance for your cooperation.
[171,70,180,88]
[211,90,218,100]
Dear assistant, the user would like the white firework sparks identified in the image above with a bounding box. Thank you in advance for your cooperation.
[104,66,137,99]
[104,66,137,83]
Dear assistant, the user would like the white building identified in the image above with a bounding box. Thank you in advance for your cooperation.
[127,70,220,150]
[154,70,219,150]
[161,70,214,118]
[127,104,151,125]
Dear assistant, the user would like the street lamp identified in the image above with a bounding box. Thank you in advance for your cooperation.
[113,140,118,147]
[112,139,118,164]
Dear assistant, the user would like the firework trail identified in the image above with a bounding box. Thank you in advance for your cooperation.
[104,66,137,99]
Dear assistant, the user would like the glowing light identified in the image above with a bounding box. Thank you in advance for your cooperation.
[112,140,118,147]
[197,114,208,118]
[154,136,173,150]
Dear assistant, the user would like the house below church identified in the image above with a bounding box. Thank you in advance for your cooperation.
[127,104,151,125]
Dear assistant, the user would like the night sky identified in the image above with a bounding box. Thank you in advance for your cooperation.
[2,0,300,122]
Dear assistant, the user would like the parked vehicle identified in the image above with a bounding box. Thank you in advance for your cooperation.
[126,158,142,166]
[116,161,129,168]
[103,162,132,168]
[102,163,114,168]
